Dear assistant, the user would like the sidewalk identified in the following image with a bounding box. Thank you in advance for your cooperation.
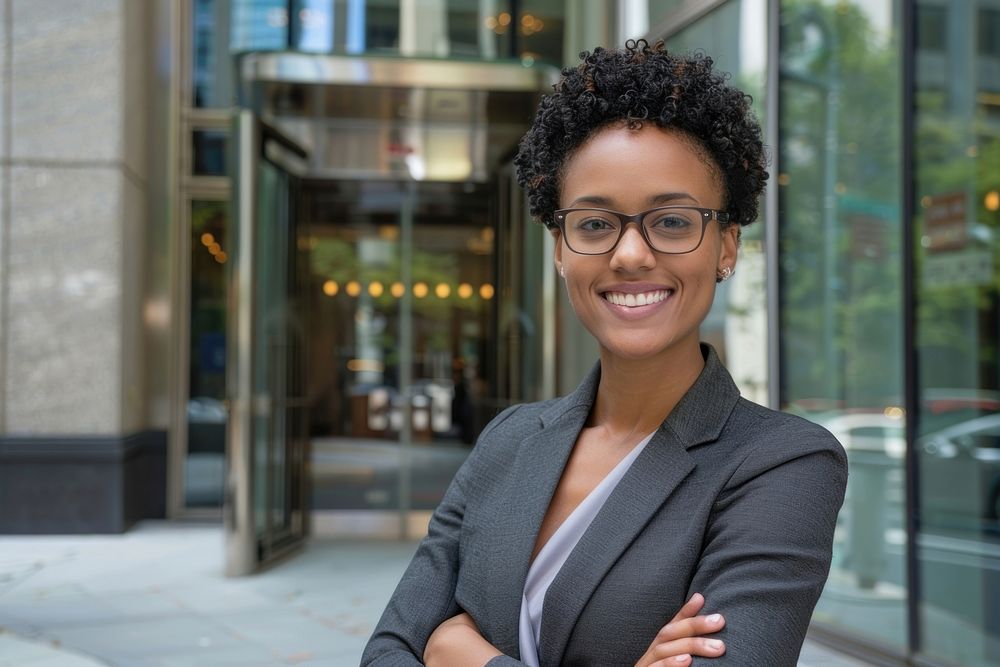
[0,522,875,666]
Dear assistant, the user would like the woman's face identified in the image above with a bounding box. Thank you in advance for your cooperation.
[554,124,738,362]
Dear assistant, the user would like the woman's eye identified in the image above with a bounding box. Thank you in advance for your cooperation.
[578,217,616,232]
[650,215,692,230]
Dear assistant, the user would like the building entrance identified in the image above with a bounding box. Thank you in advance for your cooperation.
[224,54,557,574]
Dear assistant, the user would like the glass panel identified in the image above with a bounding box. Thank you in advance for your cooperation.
[223,0,567,63]
[778,0,906,648]
[187,200,231,508]
[252,153,306,550]
[303,181,506,512]
[914,0,1000,663]
[408,183,498,510]
[665,0,769,404]
[193,129,229,176]
[291,0,335,52]
[302,181,403,511]
[193,0,234,108]
[231,0,289,51]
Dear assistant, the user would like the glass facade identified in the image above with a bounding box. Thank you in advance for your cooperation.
[227,0,567,64]
[778,0,907,650]
[914,0,1000,663]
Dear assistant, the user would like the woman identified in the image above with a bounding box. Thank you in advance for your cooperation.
[362,40,847,666]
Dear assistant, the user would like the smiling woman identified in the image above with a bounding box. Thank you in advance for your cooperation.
[362,40,848,667]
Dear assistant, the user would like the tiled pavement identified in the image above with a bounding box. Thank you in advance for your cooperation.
[0,523,876,666]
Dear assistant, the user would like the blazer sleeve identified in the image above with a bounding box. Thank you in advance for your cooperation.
[361,404,523,666]
[685,419,849,667]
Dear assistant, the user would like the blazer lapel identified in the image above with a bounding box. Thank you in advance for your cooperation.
[537,344,741,666]
[483,365,600,657]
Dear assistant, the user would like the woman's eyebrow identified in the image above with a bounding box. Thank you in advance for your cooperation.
[566,192,698,208]
[650,191,698,205]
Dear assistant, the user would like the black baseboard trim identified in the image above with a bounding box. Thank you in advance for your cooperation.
[0,430,167,534]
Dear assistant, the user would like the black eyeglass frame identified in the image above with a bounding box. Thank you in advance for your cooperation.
[549,206,732,255]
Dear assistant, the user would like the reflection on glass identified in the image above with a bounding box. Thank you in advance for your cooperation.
[225,0,565,63]
[304,181,510,511]
[915,0,1000,663]
[193,0,234,108]
[186,200,230,508]
[250,156,306,546]
[666,0,768,403]
[778,0,905,649]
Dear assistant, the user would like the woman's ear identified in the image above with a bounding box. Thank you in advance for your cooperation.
[719,224,739,272]
[552,228,564,278]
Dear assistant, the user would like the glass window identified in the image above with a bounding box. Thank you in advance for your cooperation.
[222,0,566,63]
[186,200,230,508]
[192,129,229,176]
[915,1,1000,664]
[916,4,947,53]
[979,8,1000,58]
[231,0,289,51]
[193,0,234,108]
[778,0,905,650]
[665,0,770,404]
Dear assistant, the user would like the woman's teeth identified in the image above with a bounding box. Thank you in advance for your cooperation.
[603,290,671,307]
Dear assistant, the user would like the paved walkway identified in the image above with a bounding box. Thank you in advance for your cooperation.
[0,522,875,666]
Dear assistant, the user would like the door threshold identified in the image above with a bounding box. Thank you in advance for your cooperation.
[311,510,432,540]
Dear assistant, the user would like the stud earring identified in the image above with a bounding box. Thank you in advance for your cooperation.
[716,266,733,283]
[559,266,565,278]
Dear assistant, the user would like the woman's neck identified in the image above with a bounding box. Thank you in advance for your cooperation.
[589,338,706,437]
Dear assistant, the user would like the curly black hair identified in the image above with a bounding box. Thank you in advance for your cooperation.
[514,39,768,229]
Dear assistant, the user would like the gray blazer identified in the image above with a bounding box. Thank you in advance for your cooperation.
[362,344,848,666]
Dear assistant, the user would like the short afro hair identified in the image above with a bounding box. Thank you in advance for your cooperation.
[514,39,768,229]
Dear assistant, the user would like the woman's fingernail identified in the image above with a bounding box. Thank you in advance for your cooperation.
[707,639,723,650]
[708,614,722,623]
[674,656,689,663]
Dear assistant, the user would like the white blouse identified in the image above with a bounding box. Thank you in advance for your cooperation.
[517,431,656,666]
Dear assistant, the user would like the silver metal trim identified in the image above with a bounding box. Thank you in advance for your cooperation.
[398,182,415,540]
[542,218,557,400]
[225,109,258,577]
[765,0,781,410]
[241,52,560,92]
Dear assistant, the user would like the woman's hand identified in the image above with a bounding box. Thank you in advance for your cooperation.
[634,593,727,666]
[424,612,503,667]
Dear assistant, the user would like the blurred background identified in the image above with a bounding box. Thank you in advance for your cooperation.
[0,0,997,665]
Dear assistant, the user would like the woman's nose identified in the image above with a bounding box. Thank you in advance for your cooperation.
[610,222,656,270]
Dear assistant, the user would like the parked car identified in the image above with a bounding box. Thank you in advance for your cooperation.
[918,413,1000,532]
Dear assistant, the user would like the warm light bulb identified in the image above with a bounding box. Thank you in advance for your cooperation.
[346,280,361,297]
[479,283,495,300]
[435,283,451,298]
[369,281,384,297]
[458,283,473,299]
[390,282,405,298]
[986,190,1000,212]
[323,280,338,296]
[413,282,429,298]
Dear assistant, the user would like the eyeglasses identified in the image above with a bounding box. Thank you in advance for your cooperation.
[551,206,731,255]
